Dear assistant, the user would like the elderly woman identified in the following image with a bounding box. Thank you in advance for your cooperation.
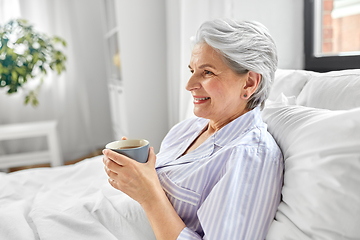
[103,18,283,240]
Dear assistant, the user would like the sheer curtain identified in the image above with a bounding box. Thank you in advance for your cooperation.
[0,0,113,161]
[165,0,234,128]
[0,0,20,23]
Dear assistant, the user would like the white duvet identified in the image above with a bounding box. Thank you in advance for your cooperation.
[0,156,156,240]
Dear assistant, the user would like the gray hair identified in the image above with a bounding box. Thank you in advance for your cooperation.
[194,19,278,110]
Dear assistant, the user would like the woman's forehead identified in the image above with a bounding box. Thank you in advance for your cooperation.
[190,43,223,67]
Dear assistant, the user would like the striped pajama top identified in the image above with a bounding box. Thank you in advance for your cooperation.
[155,107,284,240]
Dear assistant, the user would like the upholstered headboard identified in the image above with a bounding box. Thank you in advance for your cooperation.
[263,69,360,240]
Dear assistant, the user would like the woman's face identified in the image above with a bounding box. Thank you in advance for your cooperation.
[186,43,248,126]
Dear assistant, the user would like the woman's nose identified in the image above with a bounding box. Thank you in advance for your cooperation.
[185,74,201,91]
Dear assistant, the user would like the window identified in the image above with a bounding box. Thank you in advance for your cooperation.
[304,0,360,72]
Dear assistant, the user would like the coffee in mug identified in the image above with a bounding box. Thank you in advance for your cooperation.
[105,139,150,163]
[118,145,141,150]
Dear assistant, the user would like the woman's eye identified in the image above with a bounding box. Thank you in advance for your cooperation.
[204,70,213,75]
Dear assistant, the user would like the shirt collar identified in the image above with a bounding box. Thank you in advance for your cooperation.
[212,107,263,148]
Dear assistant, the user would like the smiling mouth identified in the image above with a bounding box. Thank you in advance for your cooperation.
[194,97,210,101]
[193,97,210,103]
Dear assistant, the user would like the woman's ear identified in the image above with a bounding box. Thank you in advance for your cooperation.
[242,71,261,99]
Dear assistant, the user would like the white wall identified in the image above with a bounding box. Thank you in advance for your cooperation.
[116,0,168,152]
[232,0,304,70]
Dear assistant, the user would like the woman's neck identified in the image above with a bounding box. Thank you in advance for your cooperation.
[207,108,250,134]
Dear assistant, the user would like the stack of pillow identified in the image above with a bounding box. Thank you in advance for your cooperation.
[263,69,360,240]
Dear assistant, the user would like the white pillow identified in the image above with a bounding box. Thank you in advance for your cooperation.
[262,97,360,240]
[268,69,312,101]
[296,69,360,110]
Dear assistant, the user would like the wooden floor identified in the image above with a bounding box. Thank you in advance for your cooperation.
[8,149,103,173]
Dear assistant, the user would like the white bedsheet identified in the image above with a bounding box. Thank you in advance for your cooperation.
[0,156,156,240]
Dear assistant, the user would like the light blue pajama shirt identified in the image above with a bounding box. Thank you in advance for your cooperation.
[155,107,284,240]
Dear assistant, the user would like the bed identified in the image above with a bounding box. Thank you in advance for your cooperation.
[1,68,360,239]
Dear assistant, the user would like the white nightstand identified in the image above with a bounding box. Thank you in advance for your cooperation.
[0,120,63,170]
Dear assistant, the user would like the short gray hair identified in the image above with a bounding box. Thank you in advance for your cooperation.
[194,19,278,110]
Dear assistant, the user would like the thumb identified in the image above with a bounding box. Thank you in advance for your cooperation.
[147,146,156,167]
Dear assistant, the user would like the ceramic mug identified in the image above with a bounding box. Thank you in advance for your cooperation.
[105,139,150,163]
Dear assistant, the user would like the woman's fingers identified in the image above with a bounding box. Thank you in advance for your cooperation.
[103,153,135,181]
[146,147,156,168]
[102,146,161,205]
[108,178,117,188]
[105,165,118,178]
[103,148,139,167]
[103,155,121,175]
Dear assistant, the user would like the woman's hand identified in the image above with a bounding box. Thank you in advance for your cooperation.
[103,137,187,239]
[102,145,163,205]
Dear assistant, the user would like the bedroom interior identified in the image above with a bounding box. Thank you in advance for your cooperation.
[1,0,360,239]
[1,0,304,171]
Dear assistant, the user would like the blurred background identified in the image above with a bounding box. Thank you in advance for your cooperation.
[0,0,359,169]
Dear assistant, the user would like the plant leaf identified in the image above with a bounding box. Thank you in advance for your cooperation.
[0,18,67,106]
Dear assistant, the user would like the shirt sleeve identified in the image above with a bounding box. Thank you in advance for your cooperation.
[178,146,283,240]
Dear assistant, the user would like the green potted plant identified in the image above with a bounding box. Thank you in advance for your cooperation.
[0,19,67,106]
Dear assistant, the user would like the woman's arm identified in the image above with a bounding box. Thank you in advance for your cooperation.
[140,184,186,240]
[103,148,186,240]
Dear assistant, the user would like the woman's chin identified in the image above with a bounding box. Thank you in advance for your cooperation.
[193,109,209,119]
